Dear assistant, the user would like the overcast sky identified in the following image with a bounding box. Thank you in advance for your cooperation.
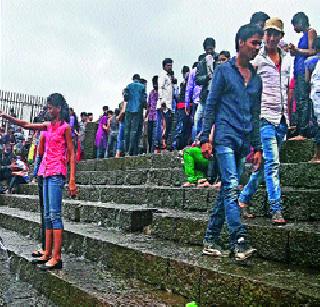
[1,0,319,119]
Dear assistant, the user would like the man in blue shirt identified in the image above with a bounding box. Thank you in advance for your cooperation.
[200,24,263,261]
[124,74,145,156]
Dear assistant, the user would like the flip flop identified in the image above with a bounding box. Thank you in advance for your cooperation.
[197,180,210,188]
[182,182,195,188]
[32,250,44,258]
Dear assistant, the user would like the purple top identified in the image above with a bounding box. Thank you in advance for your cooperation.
[95,114,108,148]
[185,67,202,109]
[69,115,75,137]
[148,90,158,121]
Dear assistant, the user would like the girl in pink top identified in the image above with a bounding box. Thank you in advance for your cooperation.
[1,93,77,271]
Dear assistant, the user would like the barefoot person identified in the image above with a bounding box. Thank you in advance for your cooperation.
[1,93,77,270]
[200,24,263,261]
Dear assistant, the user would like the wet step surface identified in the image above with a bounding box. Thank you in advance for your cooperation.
[152,209,320,268]
[0,259,56,306]
[0,207,319,305]
[0,228,187,306]
[0,194,154,232]
[16,183,320,220]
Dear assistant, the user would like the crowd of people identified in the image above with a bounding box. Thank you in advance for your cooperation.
[94,10,320,261]
[0,10,319,268]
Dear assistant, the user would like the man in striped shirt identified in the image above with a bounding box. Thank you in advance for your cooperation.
[239,17,291,225]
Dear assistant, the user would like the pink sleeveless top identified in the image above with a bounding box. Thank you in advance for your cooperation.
[41,121,68,177]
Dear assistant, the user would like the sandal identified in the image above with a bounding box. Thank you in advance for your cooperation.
[32,250,44,258]
[182,182,195,188]
[197,179,210,188]
[239,202,255,219]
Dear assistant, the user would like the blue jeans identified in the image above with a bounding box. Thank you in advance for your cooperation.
[238,169,263,204]
[116,121,125,153]
[154,110,172,149]
[147,120,156,153]
[43,176,65,230]
[239,119,287,213]
[204,145,246,250]
[124,112,141,156]
[96,146,107,158]
[193,102,205,141]
[173,109,188,150]
[261,119,287,213]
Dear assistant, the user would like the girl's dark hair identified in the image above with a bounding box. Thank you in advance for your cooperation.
[291,12,309,27]
[47,93,70,123]
[235,24,263,50]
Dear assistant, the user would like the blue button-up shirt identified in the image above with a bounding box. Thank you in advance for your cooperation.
[124,80,145,113]
[200,57,262,152]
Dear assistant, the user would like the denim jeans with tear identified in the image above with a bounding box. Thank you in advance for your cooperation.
[204,145,246,250]
[239,119,287,213]
[43,175,65,230]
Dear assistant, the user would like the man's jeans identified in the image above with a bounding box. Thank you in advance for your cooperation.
[173,109,189,150]
[107,132,118,158]
[239,119,287,213]
[193,102,205,141]
[147,120,156,153]
[96,146,107,158]
[295,74,310,136]
[43,175,65,230]
[204,145,246,250]
[116,121,125,153]
[154,110,172,149]
[125,112,141,156]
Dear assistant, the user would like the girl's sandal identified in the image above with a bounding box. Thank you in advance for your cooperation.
[32,250,44,258]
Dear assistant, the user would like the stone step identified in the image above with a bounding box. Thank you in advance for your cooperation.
[76,168,185,187]
[76,162,320,189]
[280,139,314,163]
[0,208,319,305]
[0,259,56,306]
[0,194,153,232]
[17,184,320,221]
[77,152,182,172]
[151,209,320,269]
[78,139,314,173]
[0,227,187,306]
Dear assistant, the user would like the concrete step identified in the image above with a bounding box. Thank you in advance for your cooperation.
[76,162,320,189]
[77,152,182,172]
[0,259,56,306]
[0,227,187,306]
[280,139,314,163]
[77,139,314,173]
[0,208,319,305]
[76,167,185,187]
[151,209,320,269]
[17,183,320,221]
[0,194,153,232]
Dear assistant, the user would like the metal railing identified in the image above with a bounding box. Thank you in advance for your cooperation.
[0,90,47,127]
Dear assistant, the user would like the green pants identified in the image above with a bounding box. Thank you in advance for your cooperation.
[183,147,209,183]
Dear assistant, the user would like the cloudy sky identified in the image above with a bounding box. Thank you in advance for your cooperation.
[1,0,319,119]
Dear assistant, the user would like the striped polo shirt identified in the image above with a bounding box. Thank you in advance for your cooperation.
[252,48,291,126]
